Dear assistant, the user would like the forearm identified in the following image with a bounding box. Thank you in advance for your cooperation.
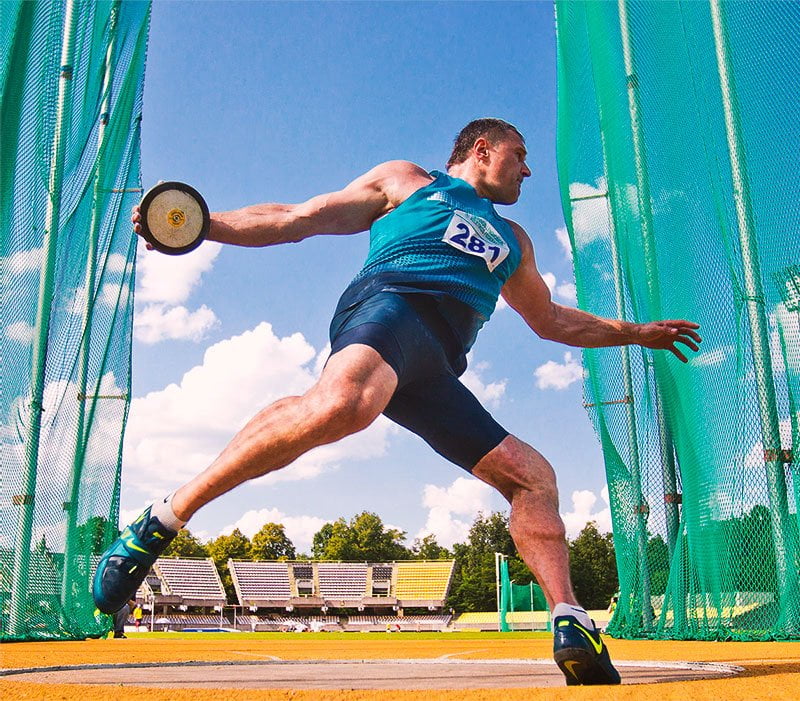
[541,304,640,348]
[207,203,311,247]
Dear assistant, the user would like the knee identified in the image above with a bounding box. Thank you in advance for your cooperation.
[313,387,383,440]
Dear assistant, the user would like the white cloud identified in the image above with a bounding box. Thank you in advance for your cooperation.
[1,247,43,277]
[771,305,800,373]
[461,354,506,408]
[5,320,34,344]
[556,282,577,305]
[534,351,584,390]
[105,253,128,273]
[568,179,611,250]
[132,240,222,344]
[415,476,494,548]
[561,486,612,539]
[542,272,577,305]
[134,303,219,344]
[690,345,734,367]
[556,227,573,261]
[121,322,392,502]
[135,240,222,306]
[221,507,330,554]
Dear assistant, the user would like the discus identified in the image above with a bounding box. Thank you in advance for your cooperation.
[139,181,209,255]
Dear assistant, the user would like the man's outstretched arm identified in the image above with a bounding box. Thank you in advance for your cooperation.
[133,161,433,248]
[501,221,702,362]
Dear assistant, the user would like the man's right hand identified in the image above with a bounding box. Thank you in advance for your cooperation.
[131,204,154,251]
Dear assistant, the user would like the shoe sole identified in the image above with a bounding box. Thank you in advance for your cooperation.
[554,646,621,685]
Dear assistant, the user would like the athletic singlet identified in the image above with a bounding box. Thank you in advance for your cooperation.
[336,170,523,351]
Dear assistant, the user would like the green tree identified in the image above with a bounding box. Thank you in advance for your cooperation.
[76,515,116,555]
[311,522,334,559]
[162,528,209,559]
[311,512,410,561]
[251,522,296,560]
[646,533,670,596]
[568,521,618,610]
[448,512,532,612]
[207,528,251,602]
[411,534,451,560]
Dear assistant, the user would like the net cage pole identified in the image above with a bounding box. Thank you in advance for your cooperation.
[59,0,121,616]
[709,0,798,619]
[494,552,502,632]
[9,0,79,636]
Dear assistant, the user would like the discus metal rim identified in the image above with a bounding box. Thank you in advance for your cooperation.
[139,180,209,256]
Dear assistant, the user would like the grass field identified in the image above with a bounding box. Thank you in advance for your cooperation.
[2,630,799,700]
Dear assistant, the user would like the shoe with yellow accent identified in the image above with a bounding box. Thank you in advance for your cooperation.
[553,615,621,685]
[92,505,177,614]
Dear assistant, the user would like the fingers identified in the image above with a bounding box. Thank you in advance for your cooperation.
[674,335,700,353]
[661,320,702,344]
[669,344,689,363]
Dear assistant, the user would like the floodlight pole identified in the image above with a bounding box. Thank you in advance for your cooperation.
[9,0,78,637]
[61,0,121,621]
[709,0,796,614]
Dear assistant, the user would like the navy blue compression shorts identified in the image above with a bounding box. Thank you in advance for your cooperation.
[328,291,509,471]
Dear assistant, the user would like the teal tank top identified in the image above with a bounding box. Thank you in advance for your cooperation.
[344,170,522,321]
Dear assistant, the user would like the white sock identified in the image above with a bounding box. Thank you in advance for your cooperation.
[551,603,594,630]
[149,493,187,532]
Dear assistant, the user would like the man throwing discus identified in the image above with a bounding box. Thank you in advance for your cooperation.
[93,118,701,685]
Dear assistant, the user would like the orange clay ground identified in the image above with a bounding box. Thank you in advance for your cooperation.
[1,632,799,700]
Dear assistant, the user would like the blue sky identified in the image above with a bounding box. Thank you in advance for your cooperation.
[121,0,612,552]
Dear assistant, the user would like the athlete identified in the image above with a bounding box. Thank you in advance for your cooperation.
[93,118,701,684]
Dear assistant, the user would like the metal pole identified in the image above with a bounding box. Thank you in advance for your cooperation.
[61,0,120,621]
[10,0,78,636]
[709,0,796,613]
[494,552,502,632]
[617,0,691,629]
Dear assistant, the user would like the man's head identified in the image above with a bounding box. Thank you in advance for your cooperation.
[446,118,531,205]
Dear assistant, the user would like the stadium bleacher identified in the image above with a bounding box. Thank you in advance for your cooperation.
[151,557,226,606]
[317,562,367,602]
[229,560,292,606]
[394,561,454,605]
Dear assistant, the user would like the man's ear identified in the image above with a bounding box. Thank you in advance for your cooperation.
[472,136,490,162]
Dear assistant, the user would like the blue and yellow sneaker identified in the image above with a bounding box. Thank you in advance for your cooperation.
[92,506,177,614]
[553,615,621,685]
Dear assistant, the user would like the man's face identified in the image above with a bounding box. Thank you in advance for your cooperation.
[482,132,531,204]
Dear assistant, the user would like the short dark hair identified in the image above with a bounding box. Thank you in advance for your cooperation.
[446,118,524,169]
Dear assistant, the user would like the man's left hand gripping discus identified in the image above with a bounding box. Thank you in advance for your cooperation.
[139,181,210,255]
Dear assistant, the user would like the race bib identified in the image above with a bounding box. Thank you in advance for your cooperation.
[442,210,509,272]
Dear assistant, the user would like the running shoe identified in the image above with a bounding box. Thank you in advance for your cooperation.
[553,615,621,685]
[92,506,177,614]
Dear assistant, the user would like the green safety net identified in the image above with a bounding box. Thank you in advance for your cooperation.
[555,0,800,640]
[498,557,547,632]
[0,0,151,641]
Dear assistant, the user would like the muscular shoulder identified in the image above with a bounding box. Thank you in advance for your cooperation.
[502,217,534,256]
[366,160,434,209]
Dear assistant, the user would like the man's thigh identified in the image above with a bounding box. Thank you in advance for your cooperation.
[383,373,509,471]
[315,343,399,414]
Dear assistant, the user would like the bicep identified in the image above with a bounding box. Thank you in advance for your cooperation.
[501,226,558,335]
[293,169,391,237]
[293,161,429,237]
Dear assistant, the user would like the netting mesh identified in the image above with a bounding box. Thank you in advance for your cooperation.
[498,556,547,632]
[0,0,151,641]
[555,0,800,640]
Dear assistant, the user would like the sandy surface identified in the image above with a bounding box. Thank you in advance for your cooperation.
[1,634,798,700]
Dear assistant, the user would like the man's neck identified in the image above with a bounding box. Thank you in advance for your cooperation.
[447,164,488,199]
